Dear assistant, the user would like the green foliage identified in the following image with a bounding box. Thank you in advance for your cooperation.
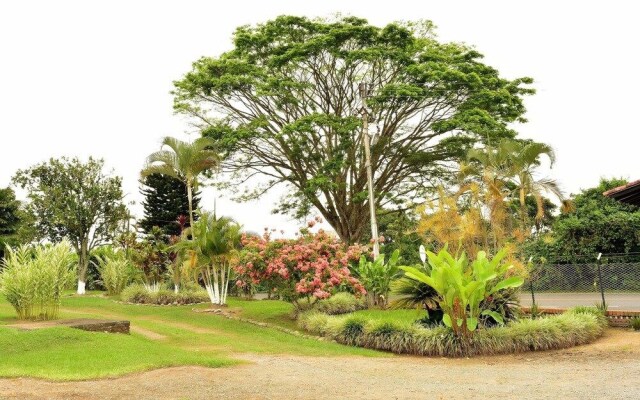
[370,208,423,265]
[141,136,220,231]
[129,227,174,287]
[356,250,401,308]
[313,292,367,315]
[0,187,23,260]
[139,174,200,236]
[176,213,243,305]
[12,157,128,288]
[0,242,75,320]
[400,248,524,338]
[390,263,439,311]
[631,317,640,331]
[120,283,209,305]
[94,248,138,295]
[525,178,640,261]
[299,307,606,356]
[173,15,533,244]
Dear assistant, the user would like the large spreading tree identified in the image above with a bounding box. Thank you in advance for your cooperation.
[139,173,201,237]
[173,16,534,244]
[13,157,129,294]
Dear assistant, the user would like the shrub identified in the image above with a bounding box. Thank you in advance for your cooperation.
[235,229,367,310]
[94,249,138,295]
[356,250,401,308]
[121,284,209,305]
[631,317,640,331]
[0,242,75,320]
[298,307,607,357]
[314,292,367,315]
[400,247,524,338]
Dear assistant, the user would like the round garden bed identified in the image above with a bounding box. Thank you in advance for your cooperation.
[298,307,608,357]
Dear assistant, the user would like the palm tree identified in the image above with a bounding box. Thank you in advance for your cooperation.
[467,139,569,241]
[178,213,242,305]
[141,136,220,231]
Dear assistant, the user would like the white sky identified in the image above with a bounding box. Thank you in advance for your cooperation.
[1,0,638,235]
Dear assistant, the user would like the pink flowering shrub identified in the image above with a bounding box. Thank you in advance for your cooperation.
[235,227,367,309]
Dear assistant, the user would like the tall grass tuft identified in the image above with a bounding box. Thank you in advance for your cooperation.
[94,248,137,295]
[314,292,367,315]
[0,242,75,320]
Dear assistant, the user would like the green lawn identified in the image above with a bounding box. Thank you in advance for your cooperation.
[0,293,385,380]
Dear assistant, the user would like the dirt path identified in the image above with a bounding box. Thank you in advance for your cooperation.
[1,329,638,400]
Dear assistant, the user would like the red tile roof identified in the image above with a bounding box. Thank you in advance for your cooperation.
[603,179,640,206]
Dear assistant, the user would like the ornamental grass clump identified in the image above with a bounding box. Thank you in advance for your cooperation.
[94,248,138,295]
[314,292,367,315]
[0,242,75,320]
[121,283,209,305]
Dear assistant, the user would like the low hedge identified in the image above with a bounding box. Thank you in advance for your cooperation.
[313,292,367,315]
[121,284,209,305]
[298,307,607,357]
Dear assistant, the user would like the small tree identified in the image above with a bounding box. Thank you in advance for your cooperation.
[13,157,128,294]
[236,228,367,310]
[180,213,242,305]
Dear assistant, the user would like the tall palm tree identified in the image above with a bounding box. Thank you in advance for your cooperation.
[467,139,569,241]
[141,136,220,231]
[502,140,567,233]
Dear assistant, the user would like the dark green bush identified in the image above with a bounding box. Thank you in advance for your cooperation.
[631,317,640,331]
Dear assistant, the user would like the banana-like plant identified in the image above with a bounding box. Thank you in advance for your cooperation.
[357,249,401,308]
[400,247,524,339]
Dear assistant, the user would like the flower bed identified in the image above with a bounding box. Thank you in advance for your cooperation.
[298,307,607,357]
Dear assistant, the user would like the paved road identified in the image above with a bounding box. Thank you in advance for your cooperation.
[519,292,640,311]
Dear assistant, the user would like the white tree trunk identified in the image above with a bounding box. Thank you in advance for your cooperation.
[174,283,179,294]
[77,280,86,295]
[204,264,232,305]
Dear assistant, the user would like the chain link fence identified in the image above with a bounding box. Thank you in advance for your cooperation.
[521,254,640,311]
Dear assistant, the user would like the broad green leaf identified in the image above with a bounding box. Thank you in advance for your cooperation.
[466,317,478,331]
[442,313,452,328]
[490,276,525,294]
[481,310,505,325]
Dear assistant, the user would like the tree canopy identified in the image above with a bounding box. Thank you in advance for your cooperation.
[525,178,640,261]
[139,174,200,237]
[13,157,129,293]
[0,187,22,259]
[141,136,220,232]
[173,15,534,244]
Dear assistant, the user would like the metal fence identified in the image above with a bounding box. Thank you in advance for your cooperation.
[521,255,640,311]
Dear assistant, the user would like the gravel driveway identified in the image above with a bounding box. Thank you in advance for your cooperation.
[1,329,638,400]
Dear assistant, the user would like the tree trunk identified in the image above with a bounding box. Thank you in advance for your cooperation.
[186,183,195,233]
[77,239,89,295]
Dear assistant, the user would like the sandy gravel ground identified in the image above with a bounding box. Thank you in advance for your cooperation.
[1,329,638,400]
